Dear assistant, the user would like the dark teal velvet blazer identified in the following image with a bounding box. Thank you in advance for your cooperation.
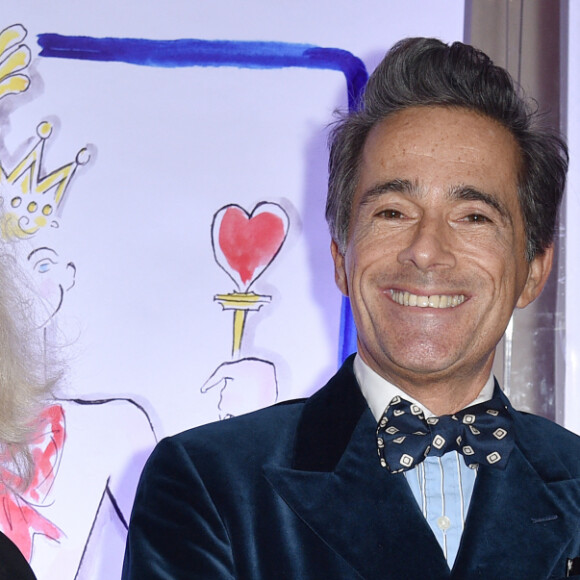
[122,356,580,579]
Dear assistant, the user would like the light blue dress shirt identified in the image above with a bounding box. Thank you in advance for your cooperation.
[404,453,477,566]
[353,355,494,568]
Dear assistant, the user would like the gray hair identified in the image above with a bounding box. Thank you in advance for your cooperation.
[327,37,568,261]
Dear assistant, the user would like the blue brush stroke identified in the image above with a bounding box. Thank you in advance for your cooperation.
[37,33,364,363]
[338,297,358,365]
[37,35,368,112]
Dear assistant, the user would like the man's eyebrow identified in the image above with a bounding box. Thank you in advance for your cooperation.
[359,179,416,204]
[449,186,512,223]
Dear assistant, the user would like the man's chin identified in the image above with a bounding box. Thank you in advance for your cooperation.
[368,348,473,383]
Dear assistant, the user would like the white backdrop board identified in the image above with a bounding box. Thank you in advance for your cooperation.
[0,2,464,578]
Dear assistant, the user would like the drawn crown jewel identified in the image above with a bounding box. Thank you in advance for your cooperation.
[0,121,89,238]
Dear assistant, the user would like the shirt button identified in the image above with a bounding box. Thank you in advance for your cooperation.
[437,516,451,531]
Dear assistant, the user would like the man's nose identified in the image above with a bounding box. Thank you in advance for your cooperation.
[397,216,456,271]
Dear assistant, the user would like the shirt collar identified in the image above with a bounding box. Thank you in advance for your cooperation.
[353,353,496,421]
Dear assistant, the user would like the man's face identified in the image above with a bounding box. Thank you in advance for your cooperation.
[332,106,552,392]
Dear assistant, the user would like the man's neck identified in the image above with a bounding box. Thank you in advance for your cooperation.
[354,354,495,418]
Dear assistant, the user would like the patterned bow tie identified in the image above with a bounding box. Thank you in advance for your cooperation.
[377,395,514,473]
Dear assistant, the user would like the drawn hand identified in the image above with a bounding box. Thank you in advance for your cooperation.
[0,24,31,100]
[201,358,278,419]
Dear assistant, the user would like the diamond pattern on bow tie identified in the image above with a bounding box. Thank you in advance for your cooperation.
[376,396,514,473]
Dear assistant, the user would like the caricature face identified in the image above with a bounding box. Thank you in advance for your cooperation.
[25,246,75,327]
[332,106,553,393]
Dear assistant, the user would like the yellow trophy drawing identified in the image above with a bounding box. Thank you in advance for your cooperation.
[212,202,289,357]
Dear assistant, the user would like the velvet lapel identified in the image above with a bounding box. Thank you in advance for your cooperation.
[263,358,451,580]
[452,388,580,579]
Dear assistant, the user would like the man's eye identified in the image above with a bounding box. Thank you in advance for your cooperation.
[378,209,404,219]
[464,213,491,223]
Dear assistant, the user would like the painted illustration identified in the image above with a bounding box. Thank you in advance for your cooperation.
[32,24,370,434]
[0,24,30,100]
[0,24,156,579]
[202,203,289,418]
[212,202,289,356]
[202,357,279,420]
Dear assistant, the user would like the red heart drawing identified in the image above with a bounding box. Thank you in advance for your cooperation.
[212,202,289,290]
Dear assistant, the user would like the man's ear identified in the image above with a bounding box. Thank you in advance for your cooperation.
[516,244,554,308]
[330,239,349,297]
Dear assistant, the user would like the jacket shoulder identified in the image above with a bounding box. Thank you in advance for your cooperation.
[162,398,307,470]
[147,356,362,478]
[513,409,580,477]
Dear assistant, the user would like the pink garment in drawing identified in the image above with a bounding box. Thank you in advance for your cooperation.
[0,404,65,560]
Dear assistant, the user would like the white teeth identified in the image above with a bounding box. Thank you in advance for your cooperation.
[428,295,439,308]
[417,295,429,308]
[390,290,465,309]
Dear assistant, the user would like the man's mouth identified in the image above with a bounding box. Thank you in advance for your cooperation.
[390,290,466,309]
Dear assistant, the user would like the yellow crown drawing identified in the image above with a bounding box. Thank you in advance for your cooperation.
[0,121,89,238]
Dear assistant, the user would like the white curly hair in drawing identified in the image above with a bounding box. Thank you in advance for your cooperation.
[0,248,57,490]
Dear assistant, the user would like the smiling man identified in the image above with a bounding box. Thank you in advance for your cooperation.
[332,105,549,415]
[123,38,580,580]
